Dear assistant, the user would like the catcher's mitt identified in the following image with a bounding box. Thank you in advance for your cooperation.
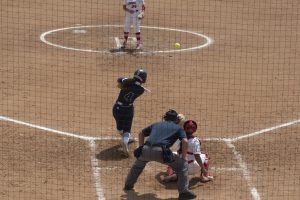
[137,11,145,20]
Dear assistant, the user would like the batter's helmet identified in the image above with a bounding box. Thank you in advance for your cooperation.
[183,120,197,134]
[134,68,147,83]
[163,109,178,122]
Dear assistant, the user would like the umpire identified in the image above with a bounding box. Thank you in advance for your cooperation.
[124,109,197,200]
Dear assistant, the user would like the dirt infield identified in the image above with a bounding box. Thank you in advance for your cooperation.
[1,0,300,199]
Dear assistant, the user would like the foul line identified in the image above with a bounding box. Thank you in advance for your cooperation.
[230,118,300,142]
[0,115,105,200]
[1,115,300,200]
[0,116,98,141]
[225,141,261,200]
[90,140,105,200]
[100,166,241,172]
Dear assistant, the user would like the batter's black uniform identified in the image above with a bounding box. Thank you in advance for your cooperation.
[112,77,145,133]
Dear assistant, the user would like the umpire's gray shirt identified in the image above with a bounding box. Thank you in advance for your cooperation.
[142,121,187,148]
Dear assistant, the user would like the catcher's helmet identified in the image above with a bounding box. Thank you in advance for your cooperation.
[183,120,197,134]
[134,68,147,83]
[163,109,178,122]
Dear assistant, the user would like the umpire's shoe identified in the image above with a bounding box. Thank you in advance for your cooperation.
[178,190,197,200]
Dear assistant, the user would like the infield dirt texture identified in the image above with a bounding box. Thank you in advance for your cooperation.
[1,0,299,200]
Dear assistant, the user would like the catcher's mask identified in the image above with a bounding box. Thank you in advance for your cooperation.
[134,68,147,83]
[163,109,178,122]
[183,120,197,134]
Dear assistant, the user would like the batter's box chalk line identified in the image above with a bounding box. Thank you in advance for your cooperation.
[1,115,300,200]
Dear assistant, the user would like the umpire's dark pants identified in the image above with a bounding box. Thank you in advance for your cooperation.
[125,145,189,194]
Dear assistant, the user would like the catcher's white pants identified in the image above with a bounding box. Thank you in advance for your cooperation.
[188,153,209,175]
[173,152,209,175]
[124,12,141,33]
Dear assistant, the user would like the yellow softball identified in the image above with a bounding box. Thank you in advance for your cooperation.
[175,42,181,49]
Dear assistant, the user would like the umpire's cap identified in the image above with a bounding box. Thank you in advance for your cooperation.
[134,68,147,83]
[163,109,178,122]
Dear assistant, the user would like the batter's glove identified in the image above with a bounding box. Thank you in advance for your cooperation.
[137,11,145,20]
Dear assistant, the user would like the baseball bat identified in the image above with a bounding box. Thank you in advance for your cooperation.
[142,86,151,93]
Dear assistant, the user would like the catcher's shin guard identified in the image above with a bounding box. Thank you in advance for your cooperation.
[201,153,213,181]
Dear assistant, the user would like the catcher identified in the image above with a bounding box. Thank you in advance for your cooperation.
[121,0,145,49]
[112,68,147,157]
[161,119,214,183]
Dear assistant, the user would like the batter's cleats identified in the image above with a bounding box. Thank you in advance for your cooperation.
[121,141,129,157]
[178,191,197,200]
[128,138,136,143]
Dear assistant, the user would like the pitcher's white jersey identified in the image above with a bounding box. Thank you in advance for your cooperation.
[123,0,145,33]
[123,0,144,13]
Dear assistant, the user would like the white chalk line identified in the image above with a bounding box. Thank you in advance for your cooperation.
[225,141,261,200]
[1,115,300,200]
[40,24,213,54]
[0,115,105,200]
[90,140,105,200]
[0,115,222,142]
[230,118,300,142]
[223,119,300,200]
[100,166,241,172]
[0,116,98,141]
